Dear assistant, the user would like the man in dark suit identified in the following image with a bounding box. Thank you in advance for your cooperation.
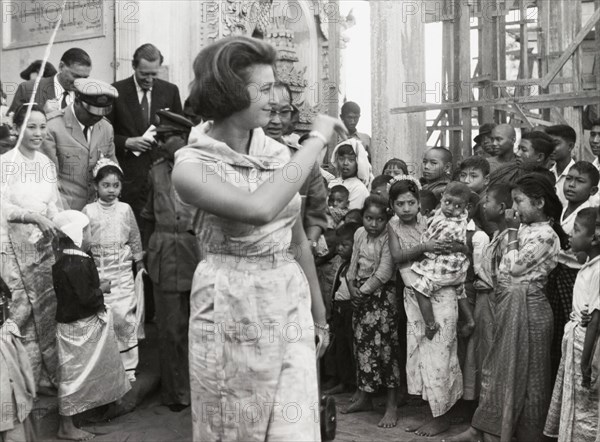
[108,43,183,222]
[8,48,92,114]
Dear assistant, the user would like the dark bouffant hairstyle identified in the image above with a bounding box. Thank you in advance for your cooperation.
[389,179,420,204]
[13,104,45,127]
[382,158,409,175]
[487,183,514,208]
[514,173,569,249]
[361,195,392,219]
[546,124,577,144]
[459,156,490,176]
[189,36,277,121]
[94,165,124,184]
[443,181,472,204]
[371,174,393,190]
[570,161,600,187]
[336,222,361,242]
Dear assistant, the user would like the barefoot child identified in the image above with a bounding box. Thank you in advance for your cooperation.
[343,196,400,428]
[386,176,428,407]
[404,181,475,437]
[83,159,145,381]
[52,210,130,440]
[544,206,600,441]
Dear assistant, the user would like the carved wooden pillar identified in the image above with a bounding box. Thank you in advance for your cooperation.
[370,1,426,174]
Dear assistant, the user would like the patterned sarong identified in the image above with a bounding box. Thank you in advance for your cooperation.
[473,280,554,441]
[544,322,599,441]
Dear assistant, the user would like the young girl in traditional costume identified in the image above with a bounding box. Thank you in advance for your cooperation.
[343,196,400,428]
[82,159,145,381]
[52,210,130,440]
[389,177,470,437]
[446,173,566,442]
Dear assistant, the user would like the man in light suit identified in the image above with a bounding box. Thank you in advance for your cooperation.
[108,43,182,223]
[43,78,119,211]
[8,48,92,114]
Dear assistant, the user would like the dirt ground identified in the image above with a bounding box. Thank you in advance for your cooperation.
[34,325,470,441]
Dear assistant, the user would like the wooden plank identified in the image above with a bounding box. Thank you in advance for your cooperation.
[459,0,472,160]
[390,90,600,114]
[427,110,447,138]
[539,6,600,88]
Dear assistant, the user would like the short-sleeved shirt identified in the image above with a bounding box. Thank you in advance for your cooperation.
[571,255,600,323]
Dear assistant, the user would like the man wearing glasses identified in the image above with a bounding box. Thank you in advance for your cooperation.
[263,81,328,255]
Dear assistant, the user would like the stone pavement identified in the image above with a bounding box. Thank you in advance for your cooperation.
[34,324,470,441]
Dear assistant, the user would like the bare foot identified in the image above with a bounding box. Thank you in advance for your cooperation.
[441,426,483,442]
[349,389,361,403]
[59,415,95,441]
[405,418,428,432]
[414,415,450,437]
[341,392,373,414]
[377,406,397,428]
[324,383,347,395]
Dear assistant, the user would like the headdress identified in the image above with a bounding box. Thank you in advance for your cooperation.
[93,156,123,178]
[387,174,422,192]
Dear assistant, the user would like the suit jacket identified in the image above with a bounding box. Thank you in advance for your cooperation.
[108,76,182,217]
[42,106,118,211]
[8,76,57,114]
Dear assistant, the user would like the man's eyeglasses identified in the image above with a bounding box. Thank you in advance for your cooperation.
[269,108,293,119]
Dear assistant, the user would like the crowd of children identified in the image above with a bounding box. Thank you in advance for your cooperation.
[318,124,600,441]
[2,101,600,441]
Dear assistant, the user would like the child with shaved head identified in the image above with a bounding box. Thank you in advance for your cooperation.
[421,147,453,201]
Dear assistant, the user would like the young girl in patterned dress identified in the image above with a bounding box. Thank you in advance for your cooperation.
[82,160,145,381]
[388,176,466,437]
[342,195,401,428]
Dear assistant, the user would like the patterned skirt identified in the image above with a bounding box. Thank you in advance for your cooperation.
[189,255,320,442]
[546,263,579,376]
[352,281,400,393]
[2,224,57,387]
[404,285,463,417]
[544,322,599,441]
[473,281,554,441]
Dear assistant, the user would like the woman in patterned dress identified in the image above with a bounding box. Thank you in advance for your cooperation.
[0,104,62,389]
[172,36,345,441]
[446,173,567,442]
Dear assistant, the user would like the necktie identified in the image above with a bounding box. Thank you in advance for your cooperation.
[141,90,149,128]
[61,91,69,109]
[83,126,91,142]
